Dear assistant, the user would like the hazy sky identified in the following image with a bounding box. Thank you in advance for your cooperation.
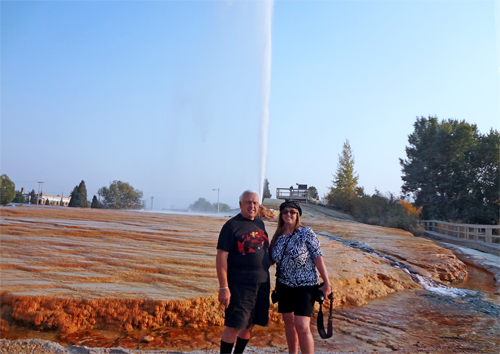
[2,0,499,210]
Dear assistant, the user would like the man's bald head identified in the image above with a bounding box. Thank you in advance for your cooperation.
[239,190,260,202]
[239,190,260,220]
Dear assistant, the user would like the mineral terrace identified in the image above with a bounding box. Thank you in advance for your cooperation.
[1,204,488,352]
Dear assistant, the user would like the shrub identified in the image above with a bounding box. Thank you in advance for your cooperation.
[351,191,421,233]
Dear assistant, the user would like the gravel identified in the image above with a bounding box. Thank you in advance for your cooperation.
[0,339,362,354]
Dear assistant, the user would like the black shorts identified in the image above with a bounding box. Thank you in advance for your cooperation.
[225,280,270,329]
[276,281,317,317]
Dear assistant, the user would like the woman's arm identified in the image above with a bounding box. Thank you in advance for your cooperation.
[305,228,332,297]
[314,256,331,297]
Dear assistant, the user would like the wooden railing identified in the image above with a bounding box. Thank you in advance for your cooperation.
[419,220,500,244]
[276,188,308,201]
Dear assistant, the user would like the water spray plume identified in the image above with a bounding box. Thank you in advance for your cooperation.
[259,0,273,198]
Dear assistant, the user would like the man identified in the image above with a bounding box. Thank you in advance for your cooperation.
[216,190,270,354]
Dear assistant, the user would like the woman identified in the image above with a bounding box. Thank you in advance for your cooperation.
[270,201,331,354]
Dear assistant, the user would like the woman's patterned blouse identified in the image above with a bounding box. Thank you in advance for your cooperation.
[271,226,323,287]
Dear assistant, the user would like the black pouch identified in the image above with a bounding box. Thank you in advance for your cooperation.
[271,289,279,304]
[314,282,325,303]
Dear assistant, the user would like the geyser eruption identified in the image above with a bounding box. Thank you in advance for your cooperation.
[259,0,274,198]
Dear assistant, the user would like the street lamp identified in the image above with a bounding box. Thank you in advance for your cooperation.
[213,188,220,213]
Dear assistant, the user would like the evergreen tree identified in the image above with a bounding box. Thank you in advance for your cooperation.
[262,178,272,203]
[68,185,79,207]
[45,198,50,205]
[77,180,88,207]
[91,195,101,208]
[326,140,359,212]
[28,189,36,205]
[0,174,16,205]
[68,180,89,208]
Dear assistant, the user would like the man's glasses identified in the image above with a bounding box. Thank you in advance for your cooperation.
[282,209,298,215]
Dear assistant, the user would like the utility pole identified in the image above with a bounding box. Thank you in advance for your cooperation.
[213,188,220,213]
[37,181,44,205]
[151,196,154,210]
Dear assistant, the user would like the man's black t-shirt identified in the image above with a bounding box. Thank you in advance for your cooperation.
[217,213,270,284]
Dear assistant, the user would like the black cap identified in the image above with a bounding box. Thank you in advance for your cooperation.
[279,201,302,216]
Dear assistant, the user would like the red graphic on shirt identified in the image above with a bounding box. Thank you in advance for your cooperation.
[237,229,268,255]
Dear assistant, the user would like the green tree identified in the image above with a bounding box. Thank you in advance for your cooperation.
[0,174,16,205]
[307,186,319,200]
[189,198,214,213]
[213,202,231,213]
[468,130,500,223]
[98,180,143,209]
[326,140,359,212]
[28,189,36,205]
[78,180,88,207]
[68,180,89,208]
[91,195,102,209]
[400,116,499,224]
[45,198,50,205]
[12,191,26,203]
[68,186,79,207]
[262,178,272,203]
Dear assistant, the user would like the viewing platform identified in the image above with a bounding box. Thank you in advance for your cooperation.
[276,184,309,202]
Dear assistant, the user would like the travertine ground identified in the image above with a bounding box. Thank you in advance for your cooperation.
[1,206,465,329]
[2,204,495,353]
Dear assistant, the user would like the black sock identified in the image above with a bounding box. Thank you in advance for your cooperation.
[233,337,250,354]
[220,340,234,354]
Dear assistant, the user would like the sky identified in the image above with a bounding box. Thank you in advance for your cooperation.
[2,0,499,210]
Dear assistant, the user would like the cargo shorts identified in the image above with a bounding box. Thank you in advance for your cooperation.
[224,280,270,329]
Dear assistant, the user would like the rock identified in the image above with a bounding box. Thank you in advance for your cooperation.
[140,335,154,343]
[257,205,277,220]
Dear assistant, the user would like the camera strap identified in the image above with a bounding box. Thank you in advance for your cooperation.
[317,293,333,339]
[274,232,295,289]
[276,231,295,282]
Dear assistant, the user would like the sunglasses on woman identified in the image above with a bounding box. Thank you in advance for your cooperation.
[282,209,298,215]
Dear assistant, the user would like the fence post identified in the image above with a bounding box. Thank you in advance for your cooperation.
[485,227,492,243]
[445,223,451,237]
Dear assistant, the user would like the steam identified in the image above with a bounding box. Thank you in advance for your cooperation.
[259,0,274,198]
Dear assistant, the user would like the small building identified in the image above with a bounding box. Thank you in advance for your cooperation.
[38,194,71,206]
[21,188,71,206]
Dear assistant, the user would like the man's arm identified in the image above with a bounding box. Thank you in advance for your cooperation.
[216,249,231,308]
